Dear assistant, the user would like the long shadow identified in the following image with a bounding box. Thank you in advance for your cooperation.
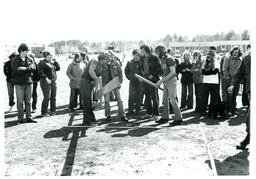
[43,112,88,176]
[205,150,249,175]
[4,112,18,119]
[4,120,20,128]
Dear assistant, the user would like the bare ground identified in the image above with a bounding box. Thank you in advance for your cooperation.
[4,56,249,176]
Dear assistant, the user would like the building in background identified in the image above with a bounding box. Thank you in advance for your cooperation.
[169,40,250,55]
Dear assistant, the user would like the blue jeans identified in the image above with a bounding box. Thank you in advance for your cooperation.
[15,84,32,121]
[7,81,15,106]
[104,88,125,117]
[40,79,57,114]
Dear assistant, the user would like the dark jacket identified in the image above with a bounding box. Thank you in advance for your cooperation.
[38,59,60,81]
[232,53,250,94]
[179,62,193,84]
[32,61,40,82]
[11,55,36,85]
[141,54,162,83]
[100,59,123,86]
[4,60,13,82]
[124,58,143,85]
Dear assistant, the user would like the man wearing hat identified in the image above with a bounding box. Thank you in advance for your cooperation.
[11,43,37,123]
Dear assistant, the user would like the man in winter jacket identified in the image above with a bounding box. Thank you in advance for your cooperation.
[12,44,36,123]
[124,49,143,115]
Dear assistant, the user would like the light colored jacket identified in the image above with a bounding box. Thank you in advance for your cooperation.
[66,61,84,88]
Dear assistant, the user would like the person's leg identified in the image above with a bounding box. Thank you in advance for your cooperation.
[144,83,152,115]
[239,106,250,148]
[194,83,199,112]
[24,84,32,119]
[150,86,159,116]
[78,89,83,109]
[200,84,210,114]
[104,92,111,117]
[167,80,182,121]
[231,83,240,113]
[50,80,57,113]
[128,82,134,113]
[15,85,25,121]
[161,84,170,120]
[32,81,38,110]
[7,81,15,107]
[209,84,221,105]
[187,83,194,109]
[80,79,96,125]
[69,88,76,110]
[40,80,51,115]
[181,83,187,108]
[114,88,125,117]
[135,83,143,112]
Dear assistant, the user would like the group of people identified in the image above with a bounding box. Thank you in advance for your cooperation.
[4,43,60,123]
[4,43,251,150]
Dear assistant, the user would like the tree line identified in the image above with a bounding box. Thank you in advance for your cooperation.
[49,30,250,55]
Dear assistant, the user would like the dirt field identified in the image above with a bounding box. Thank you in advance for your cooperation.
[4,55,250,176]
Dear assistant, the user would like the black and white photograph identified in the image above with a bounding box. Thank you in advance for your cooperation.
[0,0,255,177]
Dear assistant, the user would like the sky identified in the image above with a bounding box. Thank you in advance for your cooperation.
[0,0,254,45]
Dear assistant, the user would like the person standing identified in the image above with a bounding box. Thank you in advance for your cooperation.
[4,52,17,112]
[28,53,40,113]
[124,49,143,115]
[66,53,84,112]
[98,52,128,122]
[140,45,162,121]
[38,51,60,116]
[223,46,242,116]
[12,43,36,123]
[80,58,101,126]
[228,47,250,150]
[155,44,183,125]
[179,51,194,110]
[191,51,204,113]
[200,52,221,117]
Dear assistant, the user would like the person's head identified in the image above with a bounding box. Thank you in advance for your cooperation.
[74,53,81,63]
[98,52,110,65]
[205,52,215,69]
[167,48,173,56]
[209,45,217,54]
[192,50,202,62]
[230,46,242,58]
[8,52,18,60]
[43,51,52,61]
[182,51,191,63]
[132,49,140,61]
[154,44,167,58]
[18,43,30,57]
[140,45,151,57]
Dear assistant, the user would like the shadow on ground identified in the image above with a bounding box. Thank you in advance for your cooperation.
[205,150,249,175]
[43,112,88,176]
